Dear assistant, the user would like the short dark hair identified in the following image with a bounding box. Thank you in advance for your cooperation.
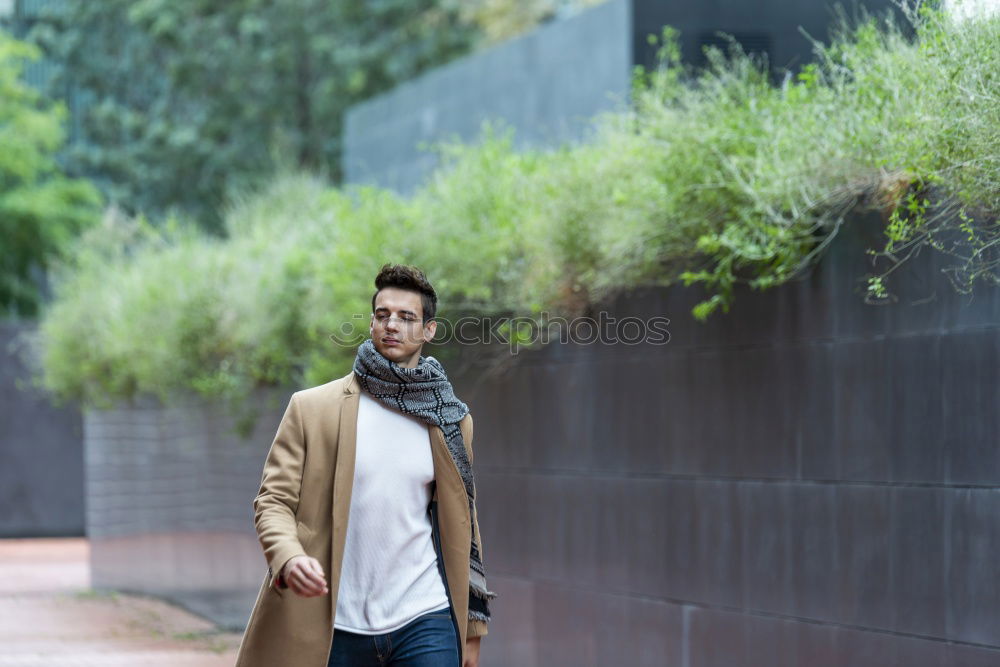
[371,264,438,321]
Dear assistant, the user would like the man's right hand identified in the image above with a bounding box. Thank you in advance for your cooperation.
[281,555,329,597]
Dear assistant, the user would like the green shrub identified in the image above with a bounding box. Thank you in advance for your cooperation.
[620,6,998,316]
[34,3,999,406]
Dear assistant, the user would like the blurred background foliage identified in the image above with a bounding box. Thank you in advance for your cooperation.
[18,0,607,235]
[0,30,101,319]
[23,0,480,234]
[28,4,999,409]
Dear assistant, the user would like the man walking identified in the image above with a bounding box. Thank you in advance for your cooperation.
[235,264,495,667]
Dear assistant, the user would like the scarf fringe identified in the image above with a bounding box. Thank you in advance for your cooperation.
[470,569,497,601]
[471,586,499,602]
[469,609,492,623]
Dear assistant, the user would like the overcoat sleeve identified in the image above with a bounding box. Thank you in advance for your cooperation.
[253,391,309,593]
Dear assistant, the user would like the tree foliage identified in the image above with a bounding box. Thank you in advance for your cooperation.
[0,29,101,318]
[27,0,478,232]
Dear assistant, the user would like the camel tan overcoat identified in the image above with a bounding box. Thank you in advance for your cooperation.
[234,370,488,667]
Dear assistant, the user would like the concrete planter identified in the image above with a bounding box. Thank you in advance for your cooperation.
[83,387,291,629]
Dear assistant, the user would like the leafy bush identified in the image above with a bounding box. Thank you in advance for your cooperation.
[34,4,999,406]
[0,29,102,318]
[606,4,998,317]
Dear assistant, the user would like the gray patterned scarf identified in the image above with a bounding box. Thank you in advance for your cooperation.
[352,337,497,624]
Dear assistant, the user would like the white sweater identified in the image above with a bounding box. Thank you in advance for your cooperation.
[333,391,450,634]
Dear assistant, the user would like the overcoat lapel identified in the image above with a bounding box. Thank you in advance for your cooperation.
[429,420,473,657]
[329,372,360,622]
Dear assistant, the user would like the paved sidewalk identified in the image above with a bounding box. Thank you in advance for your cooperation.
[0,538,242,666]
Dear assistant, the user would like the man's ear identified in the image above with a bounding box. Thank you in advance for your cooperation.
[423,319,438,343]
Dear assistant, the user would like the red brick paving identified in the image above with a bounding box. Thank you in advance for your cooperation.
[0,538,242,666]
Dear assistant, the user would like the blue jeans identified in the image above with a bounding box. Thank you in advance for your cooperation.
[327,608,460,667]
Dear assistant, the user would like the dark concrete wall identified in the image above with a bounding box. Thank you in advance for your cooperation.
[449,210,1000,666]
[632,0,899,74]
[84,389,289,629]
[0,323,84,537]
[342,0,633,194]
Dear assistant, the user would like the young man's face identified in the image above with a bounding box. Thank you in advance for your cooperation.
[370,287,437,369]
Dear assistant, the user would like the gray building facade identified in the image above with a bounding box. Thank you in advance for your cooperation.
[344,0,633,194]
[343,0,897,194]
